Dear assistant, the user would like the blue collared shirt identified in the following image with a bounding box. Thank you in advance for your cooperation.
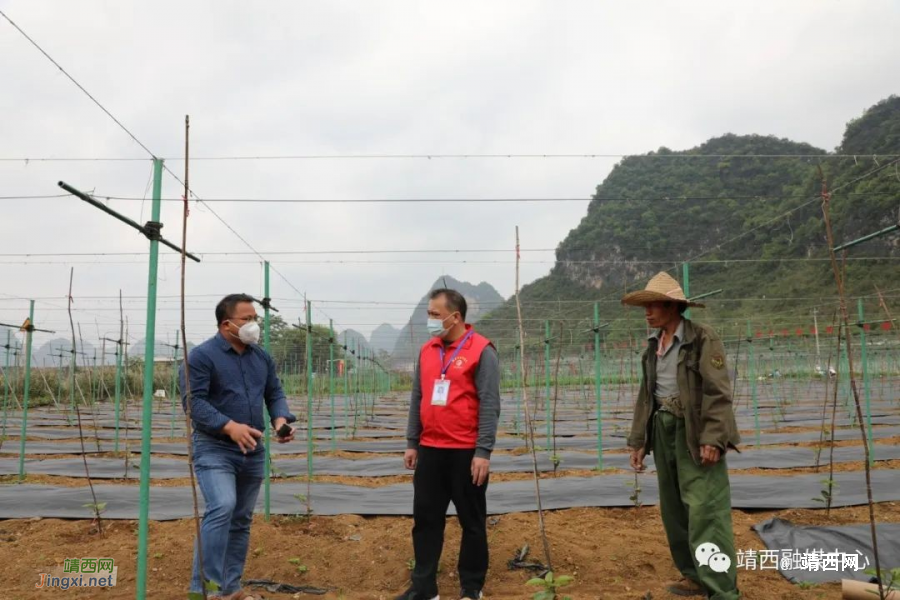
[180,332,295,439]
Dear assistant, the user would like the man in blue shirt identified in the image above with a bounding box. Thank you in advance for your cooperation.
[181,294,296,599]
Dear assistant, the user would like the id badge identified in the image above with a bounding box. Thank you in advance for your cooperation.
[432,379,451,406]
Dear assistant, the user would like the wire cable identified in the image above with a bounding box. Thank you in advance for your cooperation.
[2,153,899,161]
[3,192,896,204]
[0,9,159,159]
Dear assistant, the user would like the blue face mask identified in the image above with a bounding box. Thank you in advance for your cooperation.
[426,314,456,337]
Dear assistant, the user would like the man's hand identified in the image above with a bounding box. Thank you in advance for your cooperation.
[273,417,295,444]
[471,457,490,486]
[700,444,721,466]
[404,449,418,470]
[222,421,263,454]
[629,447,647,472]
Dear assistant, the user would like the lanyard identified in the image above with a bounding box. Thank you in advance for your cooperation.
[438,330,474,379]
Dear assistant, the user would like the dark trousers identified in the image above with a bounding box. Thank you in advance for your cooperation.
[411,446,489,595]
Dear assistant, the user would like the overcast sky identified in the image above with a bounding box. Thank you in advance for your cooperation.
[2,0,899,355]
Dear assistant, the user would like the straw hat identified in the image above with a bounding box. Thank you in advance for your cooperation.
[620,271,705,308]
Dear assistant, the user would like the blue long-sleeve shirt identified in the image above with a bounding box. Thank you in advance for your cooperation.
[179,332,295,440]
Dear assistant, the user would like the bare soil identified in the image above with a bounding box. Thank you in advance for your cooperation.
[4,502,899,599]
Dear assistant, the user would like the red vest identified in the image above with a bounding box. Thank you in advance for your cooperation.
[418,325,493,449]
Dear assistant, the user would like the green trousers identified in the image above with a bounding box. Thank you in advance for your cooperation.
[653,410,740,600]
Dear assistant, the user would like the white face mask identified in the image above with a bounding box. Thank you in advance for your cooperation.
[228,320,261,345]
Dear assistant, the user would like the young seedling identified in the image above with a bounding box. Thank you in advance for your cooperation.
[83,501,107,533]
[83,501,107,516]
[526,571,574,600]
[288,557,309,574]
[864,566,900,598]
[626,471,643,511]
[550,454,562,475]
[406,558,416,571]
[293,493,313,520]
[188,579,221,600]
[812,478,838,516]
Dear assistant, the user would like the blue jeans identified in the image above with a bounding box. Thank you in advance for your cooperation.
[189,431,265,595]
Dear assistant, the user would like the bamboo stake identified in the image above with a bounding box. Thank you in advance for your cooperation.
[820,173,884,599]
[514,226,553,571]
[67,269,102,533]
[179,115,208,600]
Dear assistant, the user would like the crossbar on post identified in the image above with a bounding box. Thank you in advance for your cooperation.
[58,181,202,262]
[833,223,899,252]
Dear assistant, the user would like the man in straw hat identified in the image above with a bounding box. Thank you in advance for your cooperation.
[623,272,741,599]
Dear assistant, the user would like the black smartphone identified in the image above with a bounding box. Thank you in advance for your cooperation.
[276,423,293,438]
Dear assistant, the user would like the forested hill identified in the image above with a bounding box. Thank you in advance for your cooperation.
[477,96,900,351]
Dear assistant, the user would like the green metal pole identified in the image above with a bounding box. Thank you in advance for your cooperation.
[343,334,350,437]
[56,350,64,414]
[136,157,163,600]
[834,223,900,252]
[170,331,179,439]
[91,351,98,406]
[514,340,521,436]
[329,319,335,451]
[2,330,10,439]
[366,348,371,420]
[682,263,691,320]
[594,303,603,470]
[361,348,367,419]
[544,320,551,448]
[17,300,35,480]
[361,348,367,417]
[369,348,376,418]
[306,301,314,480]
[858,299,874,463]
[354,341,360,434]
[263,262,272,521]
[747,321,759,447]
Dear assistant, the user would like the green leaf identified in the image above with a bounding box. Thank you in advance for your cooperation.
[526,578,545,586]
[556,575,575,586]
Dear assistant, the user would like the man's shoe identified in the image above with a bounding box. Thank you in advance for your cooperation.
[666,577,705,597]
[459,590,483,600]
[394,587,439,600]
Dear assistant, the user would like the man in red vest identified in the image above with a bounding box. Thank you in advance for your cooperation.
[396,288,501,600]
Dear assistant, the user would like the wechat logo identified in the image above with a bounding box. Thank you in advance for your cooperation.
[696,542,732,574]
